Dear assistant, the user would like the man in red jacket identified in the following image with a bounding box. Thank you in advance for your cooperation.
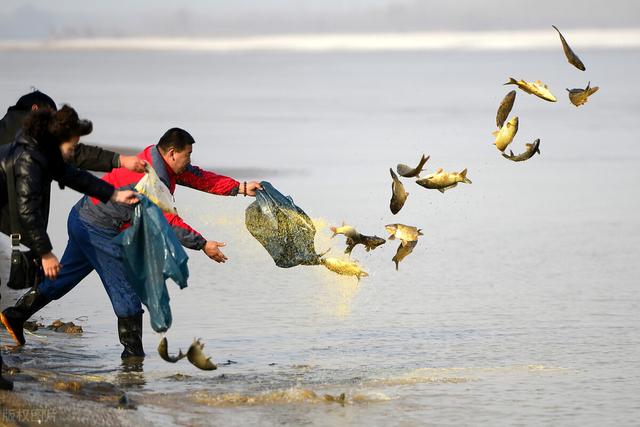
[1,128,261,359]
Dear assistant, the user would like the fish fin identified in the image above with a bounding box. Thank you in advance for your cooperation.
[436,168,443,173]
[330,226,337,238]
[418,229,424,236]
[393,257,399,271]
[504,77,517,86]
[509,149,514,156]
[437,188,445,194]
[491,130,499,136]
[536,146,541,155]
[585,81,591,90]
[388,234,395,240]
[588,86,599,96]
[552,25,560,33]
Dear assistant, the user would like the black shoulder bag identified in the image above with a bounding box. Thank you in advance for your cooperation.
[5,150,44,290]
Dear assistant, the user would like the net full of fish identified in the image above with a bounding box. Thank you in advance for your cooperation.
[245,181,324,268]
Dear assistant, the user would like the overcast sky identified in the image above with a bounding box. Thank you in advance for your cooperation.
[1,0,638,39]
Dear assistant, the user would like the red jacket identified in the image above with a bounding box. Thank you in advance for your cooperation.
[83,145,239,249]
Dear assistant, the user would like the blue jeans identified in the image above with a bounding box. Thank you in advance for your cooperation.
[38,205,143,318]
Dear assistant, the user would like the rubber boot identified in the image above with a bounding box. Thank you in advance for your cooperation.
[0,287,52,346]
[117,314,145,359]
[0,354,14,391]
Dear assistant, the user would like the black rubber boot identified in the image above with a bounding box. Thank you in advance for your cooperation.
[117,314,145,359]
[0,354,14,391]
[0,287,52,346]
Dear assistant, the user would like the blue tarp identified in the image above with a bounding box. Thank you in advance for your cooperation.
[245,181,323,268]
[114,196,189,333]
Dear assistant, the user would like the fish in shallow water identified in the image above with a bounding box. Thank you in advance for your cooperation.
[344,233,386,255]
[389,168,408,214]
[321,257,369,280]
[496,90,516,128]
[158,337,187,363]
[504,78,557,102]
[415,168,472,193]
[397,154,430,178]
[385,224,422,244]
[552,25,586,71]
[492,116,519,152]
[187,339,217,371]
[329,222,358,238]
[392,240,418,271]
[566,81,599,107]
[502,139,541,162]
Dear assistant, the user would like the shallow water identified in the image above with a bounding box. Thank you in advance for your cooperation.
[1,48,639,426]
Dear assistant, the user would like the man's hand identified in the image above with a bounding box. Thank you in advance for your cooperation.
[240,181,263,197]
[41,251,61,280]
[120,155,147,173]
[203,240,228,263]
[112,190,140,205]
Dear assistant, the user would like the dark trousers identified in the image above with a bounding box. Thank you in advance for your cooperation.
[38,206,143,318]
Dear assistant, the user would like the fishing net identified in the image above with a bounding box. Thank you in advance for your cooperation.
[245,181,323,268]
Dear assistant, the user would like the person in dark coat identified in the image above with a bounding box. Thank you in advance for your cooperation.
[0,90,146,172]
[0,105,139,391]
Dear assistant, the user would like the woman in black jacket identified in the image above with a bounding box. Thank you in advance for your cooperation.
[0,105,138,391]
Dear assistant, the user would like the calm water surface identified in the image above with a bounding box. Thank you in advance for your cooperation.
[1,49,639,426]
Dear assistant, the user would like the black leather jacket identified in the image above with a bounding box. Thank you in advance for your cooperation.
[0,135,115,255]
[0,109,120,172]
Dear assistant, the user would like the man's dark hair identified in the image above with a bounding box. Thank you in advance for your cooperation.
[157,127,195,153]
[10,90,57,112]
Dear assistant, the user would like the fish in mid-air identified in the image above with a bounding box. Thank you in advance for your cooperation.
[392,240,418,271]
[158,337,187,363]
[397,154,430,178]
[187,339,217,370]
[496,90,516,128]
[415,168,472,193]
[552,25,586,71]
[504,78,557,102]
[389,168,408,214]
[330,222,358,238]
[502,139,541,162]
[385,223,422,244]
[321,257,369,280]
[344,233,386,255]
[492,116,519,152]
[567,82,599,107]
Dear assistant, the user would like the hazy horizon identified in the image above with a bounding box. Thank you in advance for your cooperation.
[1,0,639,40]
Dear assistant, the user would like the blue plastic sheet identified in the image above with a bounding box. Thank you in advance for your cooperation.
[114,196,189,333]
[245,181,323,268]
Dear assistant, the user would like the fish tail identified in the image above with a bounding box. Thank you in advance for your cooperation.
[460,168,472,184]
[504,77,517,86]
